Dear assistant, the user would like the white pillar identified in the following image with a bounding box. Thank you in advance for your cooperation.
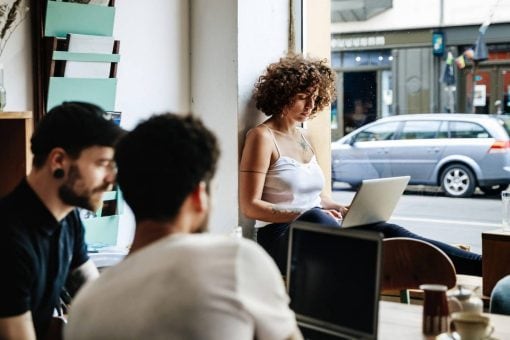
[191,0,291,234]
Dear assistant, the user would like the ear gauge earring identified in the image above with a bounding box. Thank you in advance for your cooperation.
[53,169,65,179]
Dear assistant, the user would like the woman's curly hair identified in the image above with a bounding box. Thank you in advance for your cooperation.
[254,54,336,118]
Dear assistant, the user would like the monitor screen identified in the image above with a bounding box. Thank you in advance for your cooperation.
[287,222,382,339]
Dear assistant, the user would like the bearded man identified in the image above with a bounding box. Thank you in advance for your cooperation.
[0,102,124,339]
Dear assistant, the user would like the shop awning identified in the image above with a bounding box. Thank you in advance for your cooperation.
[331,0,393,23]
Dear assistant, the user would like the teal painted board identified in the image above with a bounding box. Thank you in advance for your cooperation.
[83,215,119,248]
[83,189,123,248]
[53,51,120,63]
[92,190,124,216]
[47,77,117,111]
[101,190,117,202]
[45,1,115,37]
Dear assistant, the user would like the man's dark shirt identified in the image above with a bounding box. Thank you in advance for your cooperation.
[0,179,89,338]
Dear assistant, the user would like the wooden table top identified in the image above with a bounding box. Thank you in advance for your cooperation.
[0,111,32,119]
[379,301,510,339]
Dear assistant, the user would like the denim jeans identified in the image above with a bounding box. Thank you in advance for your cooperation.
[256,207,482,276]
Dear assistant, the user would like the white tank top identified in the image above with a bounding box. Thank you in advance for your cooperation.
[255,126,324,228]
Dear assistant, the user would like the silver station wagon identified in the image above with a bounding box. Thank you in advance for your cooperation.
[331,114,510,197]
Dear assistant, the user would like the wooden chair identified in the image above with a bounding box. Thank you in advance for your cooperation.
[382,237,457,303]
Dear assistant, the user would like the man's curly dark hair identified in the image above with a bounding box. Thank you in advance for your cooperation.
[254,54,336,118]
[31,101,124,168]
[115,113,220,222]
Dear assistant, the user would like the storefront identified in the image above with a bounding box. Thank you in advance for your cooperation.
[331,23,510,138]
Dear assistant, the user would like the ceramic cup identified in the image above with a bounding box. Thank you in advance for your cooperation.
[451,312,494,340]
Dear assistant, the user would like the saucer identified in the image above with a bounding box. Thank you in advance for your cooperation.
[436,332,460,340]
[435,332,497,340]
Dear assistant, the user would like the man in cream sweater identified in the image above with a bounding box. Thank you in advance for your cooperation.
[65,113,302,340]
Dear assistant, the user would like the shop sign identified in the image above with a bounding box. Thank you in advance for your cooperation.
[331,36,385,49]
[432,32,445,56]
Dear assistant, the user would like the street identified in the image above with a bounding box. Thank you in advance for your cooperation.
[332,184,503,254]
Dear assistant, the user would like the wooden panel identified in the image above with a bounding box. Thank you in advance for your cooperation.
[0,112,33,198]
[482,229,510,296]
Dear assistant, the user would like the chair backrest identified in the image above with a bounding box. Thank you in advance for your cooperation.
[382,237,457,291]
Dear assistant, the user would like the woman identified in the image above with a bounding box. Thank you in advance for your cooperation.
[239,54,482,276]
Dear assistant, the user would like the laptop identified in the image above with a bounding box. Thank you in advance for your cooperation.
[339,176,410,228]
[286,222,383,339]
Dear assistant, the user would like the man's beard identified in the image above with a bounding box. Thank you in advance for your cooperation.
[59,165,110,212]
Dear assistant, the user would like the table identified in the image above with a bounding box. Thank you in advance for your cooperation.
[482,229,510,296]
[378,301,510,339]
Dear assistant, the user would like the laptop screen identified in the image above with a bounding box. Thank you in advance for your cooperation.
[287,222,383,339]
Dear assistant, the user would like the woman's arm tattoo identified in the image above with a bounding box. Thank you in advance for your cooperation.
[239,169,267,174]
[271,205,303,215]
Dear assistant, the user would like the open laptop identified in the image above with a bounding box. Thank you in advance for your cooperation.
[286,222,383,339]
[339,176,410,228]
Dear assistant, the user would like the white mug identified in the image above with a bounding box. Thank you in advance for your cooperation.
[451,312,494,340]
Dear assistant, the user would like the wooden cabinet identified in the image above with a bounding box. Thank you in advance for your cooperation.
[482,229,510,296]
[0,112,33,198]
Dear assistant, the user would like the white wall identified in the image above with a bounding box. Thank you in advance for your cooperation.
[114,0,190,130]
[0,9,32,111]
[331,0,510,34]
[114,0,190,247]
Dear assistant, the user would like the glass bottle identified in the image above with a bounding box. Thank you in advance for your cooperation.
[502,190,510,232]
[0,64,6,112]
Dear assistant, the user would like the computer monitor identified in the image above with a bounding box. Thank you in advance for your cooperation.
[286,222,383,340]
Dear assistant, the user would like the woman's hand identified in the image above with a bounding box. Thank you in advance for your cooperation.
[322,208,343,220]
[320,194,349,217]
[322,205,349,219]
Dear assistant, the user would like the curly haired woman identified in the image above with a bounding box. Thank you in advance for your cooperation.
[239,54,482,276]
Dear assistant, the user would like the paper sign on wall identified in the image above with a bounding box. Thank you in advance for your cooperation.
[474,84,486,107]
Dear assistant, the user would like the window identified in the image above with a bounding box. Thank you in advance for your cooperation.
[354,122,400,142]
[437,121,449,138]
[450,122,490,138]
[399,120,441,140]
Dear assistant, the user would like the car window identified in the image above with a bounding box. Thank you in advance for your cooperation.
[449,121,490,138]
[399,120,441,140]
[353,121,400,142]
[437,121,449,138]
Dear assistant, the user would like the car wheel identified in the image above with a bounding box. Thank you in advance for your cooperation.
[441,164,476,198]
[480,185,508,196]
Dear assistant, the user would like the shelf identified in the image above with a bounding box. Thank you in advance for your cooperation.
[52,51,120,63]
[83,215,120,247]
[42,0,121,247]
[82,189,123,247]
[0,111,33,119]
[47,77,117,111]
[45,1,115,38]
